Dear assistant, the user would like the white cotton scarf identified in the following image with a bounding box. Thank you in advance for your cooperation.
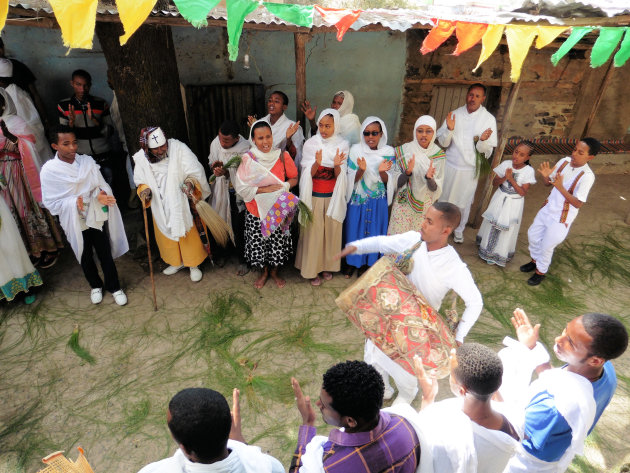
[299,108,349,222]
[347,116,397,205]
[334,90,362,145]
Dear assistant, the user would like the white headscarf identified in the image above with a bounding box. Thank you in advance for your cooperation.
[334,90,361,145]
[403,115,441,161]
[248,119,281,170]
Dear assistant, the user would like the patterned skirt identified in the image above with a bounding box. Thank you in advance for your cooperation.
[244,212,293,269]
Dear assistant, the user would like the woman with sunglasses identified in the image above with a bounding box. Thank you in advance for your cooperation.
[388,115,446,235]
[343,117,396,277]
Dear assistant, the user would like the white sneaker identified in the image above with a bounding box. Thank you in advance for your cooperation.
[190,266,202,282]
[163,264,184,275]
[383,386,395,400]
[453,232,464,244]
[112,289,128,306]
[90,288,103,304]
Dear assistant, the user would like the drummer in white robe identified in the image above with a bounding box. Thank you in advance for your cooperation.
[336,202,482,404]
[437,83,497,243]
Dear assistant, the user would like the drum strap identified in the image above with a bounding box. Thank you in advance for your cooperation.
[393,240,423,275]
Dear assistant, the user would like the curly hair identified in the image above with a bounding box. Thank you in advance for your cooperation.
[582,313,628,360]
[322,360,384,422]
[453,343,503,401]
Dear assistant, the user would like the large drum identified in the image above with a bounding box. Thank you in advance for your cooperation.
[336,256,456,379]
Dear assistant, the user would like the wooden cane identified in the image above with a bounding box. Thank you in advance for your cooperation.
[141,201,158,311]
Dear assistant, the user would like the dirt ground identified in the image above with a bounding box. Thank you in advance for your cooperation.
[1,155,629,473]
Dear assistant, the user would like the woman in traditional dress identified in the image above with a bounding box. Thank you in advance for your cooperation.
[388,115,446,235]
[344,117,396,277]
[234,120,299,289]
[295,109,349,286]
[477,141,536,266]
[0,88,63,267]
[0,183,42,304]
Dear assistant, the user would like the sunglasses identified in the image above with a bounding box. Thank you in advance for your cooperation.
[363,131,381,137]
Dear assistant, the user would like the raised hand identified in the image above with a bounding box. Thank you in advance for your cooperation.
[247,115,257,128]
[553,172,564,188]
[301,100,316,122]
[426,160,435,180]
[97,190,116,206]
[76,195,84,212]
[291,377,316,426]
[87,102,95,124]
[406,155,415,176]
[480,128,493,141]
[378,159,392,173]
[537,161,554,180]
[315,149,323,166]
[413,355,439,406]
[229,388,246,443]
[68,104,75,127]
[357,157,367,171]
[334,149,347,167]
[511,308,540,350]
[446,111,456,131]
[287,121,301,140]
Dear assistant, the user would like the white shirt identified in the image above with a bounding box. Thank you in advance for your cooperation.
[544,157,594,225]
[351,231,483,342]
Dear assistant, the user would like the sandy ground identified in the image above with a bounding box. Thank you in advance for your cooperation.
[1,155,629,473]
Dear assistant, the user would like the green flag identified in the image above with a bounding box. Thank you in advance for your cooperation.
[174,0,220,28]
[227,0,259,61]
[263,2,314,27]
[614,28,630,67]
[551,27,593,66]
[590,27,625,68]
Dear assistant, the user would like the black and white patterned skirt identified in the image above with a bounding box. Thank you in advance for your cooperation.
[244,212,293,269]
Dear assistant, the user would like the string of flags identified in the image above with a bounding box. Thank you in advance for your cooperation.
[6,1,630,79]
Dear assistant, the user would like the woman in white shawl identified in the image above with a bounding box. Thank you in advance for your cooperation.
[233,120,299,289]
[295,109,349,286]
[302,90,362,146]
[388,115,446,235]
[344,116,396,277]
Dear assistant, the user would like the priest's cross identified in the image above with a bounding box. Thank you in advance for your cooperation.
[152,135,159,144]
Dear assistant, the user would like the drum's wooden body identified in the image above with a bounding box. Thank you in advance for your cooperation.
[336,256,456,379]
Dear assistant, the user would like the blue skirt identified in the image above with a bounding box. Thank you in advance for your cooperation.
[344,195,389,268]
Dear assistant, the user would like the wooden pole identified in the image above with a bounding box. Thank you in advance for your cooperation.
[294,32,309,133]
[142,202,158,311]
[472,77,522,227]
[582,57,615,137]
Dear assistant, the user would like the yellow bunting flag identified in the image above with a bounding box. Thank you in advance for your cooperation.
[48,0,98,49]
[473,24,504,72]
[535,25,568,49]
[505,25,538,82]
[117,0,158,46]
[0,0,8,35]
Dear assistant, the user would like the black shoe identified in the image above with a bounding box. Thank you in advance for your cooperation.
[527,273,546,286]
[520,261,536,273]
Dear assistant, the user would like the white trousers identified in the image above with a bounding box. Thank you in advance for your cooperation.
[527,208,570,274]
[440,164,477,236]
[364,340,418,403]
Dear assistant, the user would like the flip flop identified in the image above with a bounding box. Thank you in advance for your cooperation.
[310,277,322,287]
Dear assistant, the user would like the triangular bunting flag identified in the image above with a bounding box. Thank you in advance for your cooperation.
[0,0,8,35]
[173,0,220,28]
[117,0,158,46]
[264,3,314,28]
[421,20,456,54]
[227,0,259,60]
[591,27,625,68]
[473,24,504,71]
[48,0,98,49]
[314,5,362,41]
[505,25,538,82]
[614,28,630,67]
[535,25,568,49]
[551,27,593,66]
[453,22,488,56]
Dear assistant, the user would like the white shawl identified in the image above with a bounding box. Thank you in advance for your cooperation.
[299,108,349,223]
[347,116,397,205]
[335,90,362,146]
[262,112,304,168]
[40,154,128,261]
[133,139,210,241]
[207,135,250,229]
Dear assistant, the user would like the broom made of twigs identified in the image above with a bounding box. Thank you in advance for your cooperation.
[193,197,234,247]
[208,155,242,184]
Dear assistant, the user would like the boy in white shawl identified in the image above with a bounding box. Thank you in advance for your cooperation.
[40,126,128,305]
[137,387,284,473]
[133,127,211,283]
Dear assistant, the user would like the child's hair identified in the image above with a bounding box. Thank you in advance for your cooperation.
[270,90,289,106]
[581,137,601,156]
[453,343,503,401]
[49,124,75,144]
[515,140,535,166]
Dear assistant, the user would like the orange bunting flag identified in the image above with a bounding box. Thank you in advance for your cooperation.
[117,0,158,46]
[314,5,362,41]
[421,20,456,54]
[505,24,538,82]
[48,0,98,49]
[453,22,488,55]
[473,24,504,71]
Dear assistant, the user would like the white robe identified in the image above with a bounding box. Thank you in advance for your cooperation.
[137,441,285,473]
[262,113,305,168]
[207,135,250,230]
[133,139,210,241]
[40,154,128,261]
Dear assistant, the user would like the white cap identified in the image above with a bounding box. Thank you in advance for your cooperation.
[147,127,166,148]
[0,58,13,78]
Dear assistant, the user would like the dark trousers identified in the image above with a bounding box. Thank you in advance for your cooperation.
[80,227,121,293]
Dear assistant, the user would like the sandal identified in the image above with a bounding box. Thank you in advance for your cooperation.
[310,277,322,287]
[322,272,333,281]
[39,253,59,269]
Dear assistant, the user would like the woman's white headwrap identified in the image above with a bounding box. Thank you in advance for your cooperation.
[333,90,362,145]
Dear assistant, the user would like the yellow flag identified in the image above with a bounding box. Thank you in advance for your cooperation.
[49,0,98,49]
[117,0,157,46]
[473,24,504,72]
[0,0,9,35]
[535,25,568,49]
[505,24,538,82]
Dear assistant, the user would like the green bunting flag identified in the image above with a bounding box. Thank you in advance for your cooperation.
[263,2,314,28]
[590,27,625,68]
[614,28,630,67]
[173,0,220,28]
[551,27,593,66]
[227,0,259,61]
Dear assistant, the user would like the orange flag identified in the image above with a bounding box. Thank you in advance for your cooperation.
[314,5,362,41]
[421,20,456,54]
[453,22,488,55]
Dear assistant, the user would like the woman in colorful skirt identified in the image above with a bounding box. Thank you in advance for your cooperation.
[344,116,396,277]
[388,115,446,235]
[234,120,299,289]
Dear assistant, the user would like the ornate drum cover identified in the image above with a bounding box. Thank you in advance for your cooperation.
[336,256,456,379]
